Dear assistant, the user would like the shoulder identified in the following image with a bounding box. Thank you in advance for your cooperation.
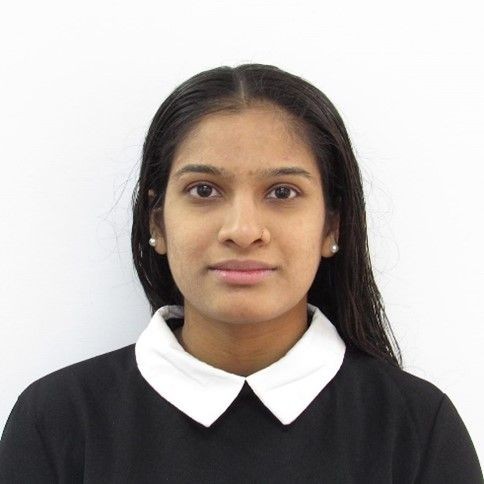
[14,345,137,424]
[329,348,483,480]
[338,347,447,433]
[1,347,138,480]
[24,343,135,390]
[342,346,444,398]
[340,349,483,480]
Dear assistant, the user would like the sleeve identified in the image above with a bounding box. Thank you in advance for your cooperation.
[0,392,57,483]
[416,393,483,483]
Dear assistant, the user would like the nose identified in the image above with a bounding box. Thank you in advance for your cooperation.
[217,196,268,248]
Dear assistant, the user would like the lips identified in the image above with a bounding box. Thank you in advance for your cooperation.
[208,259,276,271]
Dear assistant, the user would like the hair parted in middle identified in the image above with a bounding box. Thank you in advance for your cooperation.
[131,63,402,368]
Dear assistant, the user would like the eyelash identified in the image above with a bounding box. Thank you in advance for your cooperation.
[185,182,301,201]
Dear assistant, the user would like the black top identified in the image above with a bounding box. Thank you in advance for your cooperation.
[0,344,482,483]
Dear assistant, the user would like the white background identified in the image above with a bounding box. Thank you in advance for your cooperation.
[1,0,483,464]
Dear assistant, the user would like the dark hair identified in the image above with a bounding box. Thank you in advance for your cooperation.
[131,63,402,368]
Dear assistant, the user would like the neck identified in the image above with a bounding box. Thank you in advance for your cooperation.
[173,300,310,377]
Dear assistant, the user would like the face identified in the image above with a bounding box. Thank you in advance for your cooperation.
[149,104,339,325]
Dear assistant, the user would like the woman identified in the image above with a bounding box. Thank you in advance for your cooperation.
[1,64,482,482]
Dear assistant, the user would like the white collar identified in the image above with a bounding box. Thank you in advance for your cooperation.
[135,303,346,428]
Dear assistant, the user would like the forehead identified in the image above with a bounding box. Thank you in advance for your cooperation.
[170,106,318,178]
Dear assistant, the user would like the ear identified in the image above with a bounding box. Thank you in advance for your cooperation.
[148,189,167,255]
[321,211,340,258]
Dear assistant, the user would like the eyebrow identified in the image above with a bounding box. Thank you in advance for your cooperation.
[172,163,314,181]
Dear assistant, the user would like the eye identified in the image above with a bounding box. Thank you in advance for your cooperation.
[185,183,300,200]
[186,183,220,199]
[267,185,299,200]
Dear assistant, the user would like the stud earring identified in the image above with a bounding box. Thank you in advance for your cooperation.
[330,242,339,254]
[149,236,156,247]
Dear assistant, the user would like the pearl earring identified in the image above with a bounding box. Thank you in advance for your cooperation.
[330,243,339,254]
[149,236,156,247]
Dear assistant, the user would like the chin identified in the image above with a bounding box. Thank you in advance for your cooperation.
[203,298,282,324]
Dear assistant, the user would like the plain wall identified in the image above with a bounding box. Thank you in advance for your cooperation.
[1,0,482,463]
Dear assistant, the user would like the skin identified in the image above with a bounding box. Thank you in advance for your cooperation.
[149,104,339,377]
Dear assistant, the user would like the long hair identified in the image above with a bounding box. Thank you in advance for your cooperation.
[131,63,402,368]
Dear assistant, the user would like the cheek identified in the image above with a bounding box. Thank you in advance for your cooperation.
[284,210,325,252]
[283,224,325,294]
[286,229,324,272]
[163,194,325,272]
[164,234,201,301]
[164,201,204,250]
[164,214,211,277]
[167,228,202,261]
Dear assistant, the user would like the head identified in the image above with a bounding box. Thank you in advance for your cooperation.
[131,63,402,367]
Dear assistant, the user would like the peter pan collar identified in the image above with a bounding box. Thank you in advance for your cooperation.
[135,303,346,428]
